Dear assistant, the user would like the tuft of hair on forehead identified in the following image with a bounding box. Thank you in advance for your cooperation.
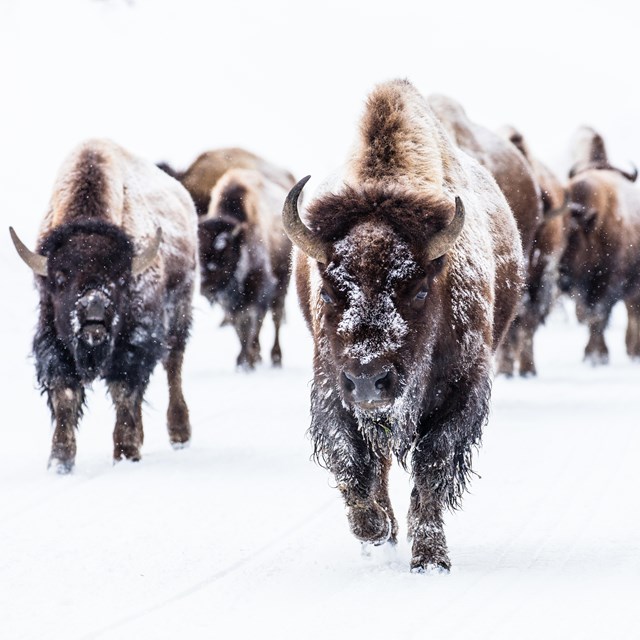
[39,219,134,259]
[352,79,447,188]
[306,184,457,251]
[572,126,609,165]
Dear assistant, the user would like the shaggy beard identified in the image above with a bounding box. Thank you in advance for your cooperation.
[352,378,422,466]
[74,339,111,382]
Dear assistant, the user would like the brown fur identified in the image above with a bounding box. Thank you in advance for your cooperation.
[160,148,295,216]
[428,96,542,256]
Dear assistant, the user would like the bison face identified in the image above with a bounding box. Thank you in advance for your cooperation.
[198,218,245,303]
[558,201,599,295]
[43,229,135,380]
[316,221,445,415]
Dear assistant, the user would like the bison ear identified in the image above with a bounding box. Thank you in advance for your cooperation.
[132,228,162,276]
[9,227,48,276]
[544,191,569,219]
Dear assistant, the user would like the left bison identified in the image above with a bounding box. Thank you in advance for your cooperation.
[9,139,197,473]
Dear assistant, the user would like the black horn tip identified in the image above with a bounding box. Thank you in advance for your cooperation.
[285,175,311,206]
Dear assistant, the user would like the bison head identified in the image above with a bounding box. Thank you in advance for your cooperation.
[284,177,464,439]
[10,220,160,381]
[198,217,246,303]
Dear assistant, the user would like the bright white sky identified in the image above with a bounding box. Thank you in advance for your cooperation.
[1,0,637,233]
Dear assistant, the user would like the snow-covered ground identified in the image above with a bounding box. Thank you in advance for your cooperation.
[2,1,640,639]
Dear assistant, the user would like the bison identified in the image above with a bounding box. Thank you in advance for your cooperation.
[498,125,569,376]
[158,147,296,216]
[10,138,197,472]
[284,80,523,572]
[559,127,640,364]
[427,96,543,378]
[198,167,294,369]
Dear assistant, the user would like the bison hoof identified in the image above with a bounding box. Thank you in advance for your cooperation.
[519,367,536,378]
[48,456,74,474]
[584,351,609,366]
[410,560,450,575]
[170,438,190,450]
[347,502,392,546]
[113,445,141,462]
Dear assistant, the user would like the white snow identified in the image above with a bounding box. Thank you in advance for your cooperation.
[2,1,640,639]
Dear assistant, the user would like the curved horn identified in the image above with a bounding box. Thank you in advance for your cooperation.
[544,191,570,219]
[425,196,465,261]
[282,175,329,264]
[568,162,581,179]
[132,228,162,276]
[9,227,48,276]
[614,162,638,183]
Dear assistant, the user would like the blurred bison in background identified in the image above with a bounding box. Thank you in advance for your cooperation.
[285,80,523,572]
[158,147,295,216]
[10,139,197,472]
[427,95,543,377]
[199,166,294,369]
[499,125,569,376]
[560,127,640,364]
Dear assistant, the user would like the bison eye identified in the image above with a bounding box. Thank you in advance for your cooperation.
[415,288,428,301]
[320,289,334,304]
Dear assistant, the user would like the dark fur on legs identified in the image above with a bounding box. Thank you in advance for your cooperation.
[110,382,145,461]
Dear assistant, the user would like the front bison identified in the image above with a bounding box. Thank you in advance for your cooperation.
[285,80,523,572]
[10,138,197,472]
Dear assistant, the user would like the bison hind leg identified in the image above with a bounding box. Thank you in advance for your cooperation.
[270,300,286,367]
[163,346,191,448]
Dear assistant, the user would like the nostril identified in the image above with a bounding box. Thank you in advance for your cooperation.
[342,372,356,393]
[374,371,391,391]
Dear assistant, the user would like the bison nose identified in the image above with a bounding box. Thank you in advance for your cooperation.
[341,369,396,408]
[78,291,109,322]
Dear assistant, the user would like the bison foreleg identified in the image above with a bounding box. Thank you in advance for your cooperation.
[48,386,84,474]
[33,310,84,473]
[407,485,449,573]
[310,380,397,546]
[109,382,145,462]
[409,369,491,572]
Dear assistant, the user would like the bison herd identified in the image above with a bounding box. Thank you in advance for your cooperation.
[10,79,640,573]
